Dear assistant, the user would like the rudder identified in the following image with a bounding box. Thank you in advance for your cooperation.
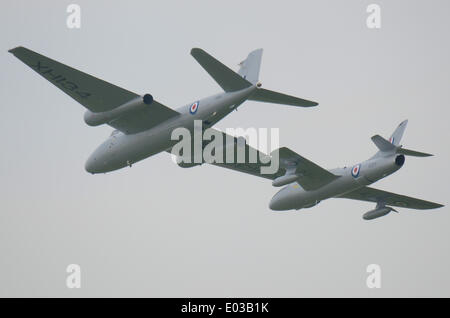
[238,49,263,84]
[388,119,408,146]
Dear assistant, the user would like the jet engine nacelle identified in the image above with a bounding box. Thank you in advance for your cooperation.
[84,94,153,126]
[363,207,395,220]
[272,174,298,187]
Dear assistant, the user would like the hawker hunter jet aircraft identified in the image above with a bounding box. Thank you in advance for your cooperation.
[9,46,317,173]
[208,120,443,220]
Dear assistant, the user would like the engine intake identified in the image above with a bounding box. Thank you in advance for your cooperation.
[143,94,153,105]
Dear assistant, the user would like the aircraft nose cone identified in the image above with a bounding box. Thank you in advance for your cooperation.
[269,196,283,210]
[85,156,98,174]
[269,186,300,211]
[269,190,289,211]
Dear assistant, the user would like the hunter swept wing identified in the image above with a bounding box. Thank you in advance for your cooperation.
[338,186,443,210]
[200,143,339,191]
[273,147,339,190]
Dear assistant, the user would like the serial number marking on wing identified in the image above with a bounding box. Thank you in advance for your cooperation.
[32,61,91,99]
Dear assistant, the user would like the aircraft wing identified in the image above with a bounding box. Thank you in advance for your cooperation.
[9,46,179,134]
[274,147,339,190]
[212,143,339,190]
[171,127,285,180]
[338,186,444,210]
[209,135,340,189]
[176,133,338,189]
[211,144,283,181]
[106,101,179,134]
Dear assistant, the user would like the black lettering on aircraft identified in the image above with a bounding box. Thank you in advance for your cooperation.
[62,81,78,91]
[32,61,91,99]
[76,91,91,98]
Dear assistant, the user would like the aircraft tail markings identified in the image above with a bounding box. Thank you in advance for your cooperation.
[371,120,433,157]
[389,119,408,146]
[8,46,139,113]
[371,135,396,152]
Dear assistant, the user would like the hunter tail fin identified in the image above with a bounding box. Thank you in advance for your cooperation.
[388,119,408,146]
[371,120,433,157]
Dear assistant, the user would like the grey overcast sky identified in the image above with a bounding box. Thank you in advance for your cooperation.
[1,0,449,297]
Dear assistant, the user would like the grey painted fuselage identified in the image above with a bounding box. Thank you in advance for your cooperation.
[269,154,404,210]
[85,86,256,173]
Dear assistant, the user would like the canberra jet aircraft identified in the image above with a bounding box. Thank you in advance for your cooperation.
[212,120,442,220]
[9,46,317,173]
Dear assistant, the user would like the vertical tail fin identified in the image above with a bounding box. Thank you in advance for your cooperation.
[238,49,263,84]
[191,48,318,106]
[388,119,408,146]
[371,119,433,157]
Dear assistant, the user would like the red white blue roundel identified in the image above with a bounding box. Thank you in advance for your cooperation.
[351,164,361,178]
[189,101,199,114]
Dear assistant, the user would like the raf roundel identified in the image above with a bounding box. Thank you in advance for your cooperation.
[189,101,199,114]
[351,164,361,178]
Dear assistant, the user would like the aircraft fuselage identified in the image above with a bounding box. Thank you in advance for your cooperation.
[269,154,405,210]
[84,86,257,173]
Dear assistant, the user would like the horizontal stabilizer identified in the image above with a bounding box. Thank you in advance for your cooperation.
[371,135,396,152]
[249,88,318,107]
[371,134,432,157]
[191,48,252,92]
[397,147,433,157]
